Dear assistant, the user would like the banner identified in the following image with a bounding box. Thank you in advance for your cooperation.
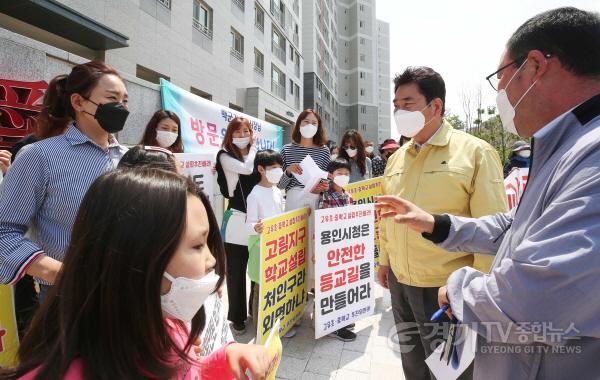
[314,204,376,339]
[0,285,19,367]
[198,293,234,357]
[160,79,284,155]
[174,153,215,204]
[257,208,310,344]
[505,168,529,209]
[343,177,383,268]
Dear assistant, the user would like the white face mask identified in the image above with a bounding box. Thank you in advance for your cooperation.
[365,146,374,154]
[232,137,250,149]
[393,103,434,137]
[156,130,178,148]
[161,271,220,323]
[333,175,350,187]
[346,148,358,158]
[300,124,318,139]
[516,150,531,158]
[496,59,538,136]
[265,167,284,184]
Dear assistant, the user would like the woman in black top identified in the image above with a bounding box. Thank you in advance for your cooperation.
[215,117,258,335]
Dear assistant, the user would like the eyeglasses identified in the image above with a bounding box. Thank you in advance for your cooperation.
[485,53,552,91]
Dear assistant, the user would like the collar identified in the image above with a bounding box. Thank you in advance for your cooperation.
[411,120,452,152]
[64,123,120,149]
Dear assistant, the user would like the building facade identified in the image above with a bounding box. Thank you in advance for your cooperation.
[0,0,304,145]
[302,0,390,145]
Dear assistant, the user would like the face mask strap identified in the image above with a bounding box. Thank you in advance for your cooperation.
[163,272,176,282]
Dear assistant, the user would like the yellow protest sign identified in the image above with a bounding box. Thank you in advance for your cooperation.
[344,178,383,268]
[263,319,283,380]
[257,207,310,344]
[0,285,19,367]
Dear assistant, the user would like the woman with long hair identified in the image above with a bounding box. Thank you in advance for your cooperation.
[338,129,372,183]
[0,60,129,299]
[139,110,183,153]
[0,169,270,380]
[214,117,259,335]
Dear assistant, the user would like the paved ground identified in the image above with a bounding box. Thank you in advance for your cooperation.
[234,283,406,380]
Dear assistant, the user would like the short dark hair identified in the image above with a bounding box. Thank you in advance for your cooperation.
[118,145,178,172]
[327,157,352,174]
[393,67,446,114]
[507,7,600,78]
[254,149,283,172]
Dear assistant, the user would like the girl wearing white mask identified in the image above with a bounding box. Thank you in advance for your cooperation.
[215,117,258,335]
[338,129,372,183]
[140,110,183,153]
[8,169,271,380]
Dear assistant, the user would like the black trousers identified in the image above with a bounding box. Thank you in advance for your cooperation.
[14,274,39,338]
[388,270,473,380]
[225,242,249,324]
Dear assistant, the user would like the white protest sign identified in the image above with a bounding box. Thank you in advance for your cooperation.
[314,203,376,339]
[199,293,234,356]
[175,153,215,205]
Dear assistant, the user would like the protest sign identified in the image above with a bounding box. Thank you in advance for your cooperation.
[263,319,283,380]
[198,293,234,357]
[174,153,215,204]
[257,208,310,344]
[314,204,376,339]
[343,178,383,268]
[0,285,18,367]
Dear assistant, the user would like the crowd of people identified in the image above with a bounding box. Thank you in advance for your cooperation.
[0,5,599,380]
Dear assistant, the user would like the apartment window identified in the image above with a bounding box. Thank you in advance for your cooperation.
[360,105,366,113]
[190,86,212,100]
[254,2,265,32]
[157,0,171,9]
[193,0,213,39]
[361,123,367,131]
[271,64,286,99]
[360,72,365,79]
[254,48,264,74]
[360,88,365,96]
[289,45,294,60]
[360,54,366,62]
[232,0,245,12]
[272,27,286,63]
[360,37,365,45]
[289,79,294,95]
[230,28,244,61]
[359,20,364,28]
[359,4,364,11]
[136,65,169,84]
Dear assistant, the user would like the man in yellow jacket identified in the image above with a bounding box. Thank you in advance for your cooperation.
[378,67,507,380]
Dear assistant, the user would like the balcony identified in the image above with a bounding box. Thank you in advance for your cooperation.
[270,0,285,28]
[254,66,264,76]
[157,0,171,9]
[271,81,286,100]
[271,41,286,64]
[230,48,244,62]
[192,18,213,39]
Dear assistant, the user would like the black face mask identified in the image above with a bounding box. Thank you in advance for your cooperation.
[83,98,129,134]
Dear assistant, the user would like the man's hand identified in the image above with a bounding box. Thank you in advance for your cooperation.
[375,195,435,234]
[0,150,12,174]
[437,286,454,319]
[377,265,390,289]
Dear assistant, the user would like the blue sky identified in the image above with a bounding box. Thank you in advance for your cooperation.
[375,0,599,138]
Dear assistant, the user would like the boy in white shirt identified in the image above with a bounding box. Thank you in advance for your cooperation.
[246,150,300,337]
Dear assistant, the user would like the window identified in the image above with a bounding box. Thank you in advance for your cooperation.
[254,48,264,74]
[360,37,365,45]
[359,4,364,11]
[136,65,169,84]
[272,27,285,63]
[360,72,365,79]
[360,105,366,113]
[289,79,294,95]
[157,0,171,9]
[271,64,286,99]
[254,3,264,32]
[230,28,244,61]
[193,0,213,39]
[360,88,365,96]
[359,20,364,28]
[290,45,294,60]
[229,103,244,112]
[232,0,245,12]
[360,54,365,62]
[361,123,367,131]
